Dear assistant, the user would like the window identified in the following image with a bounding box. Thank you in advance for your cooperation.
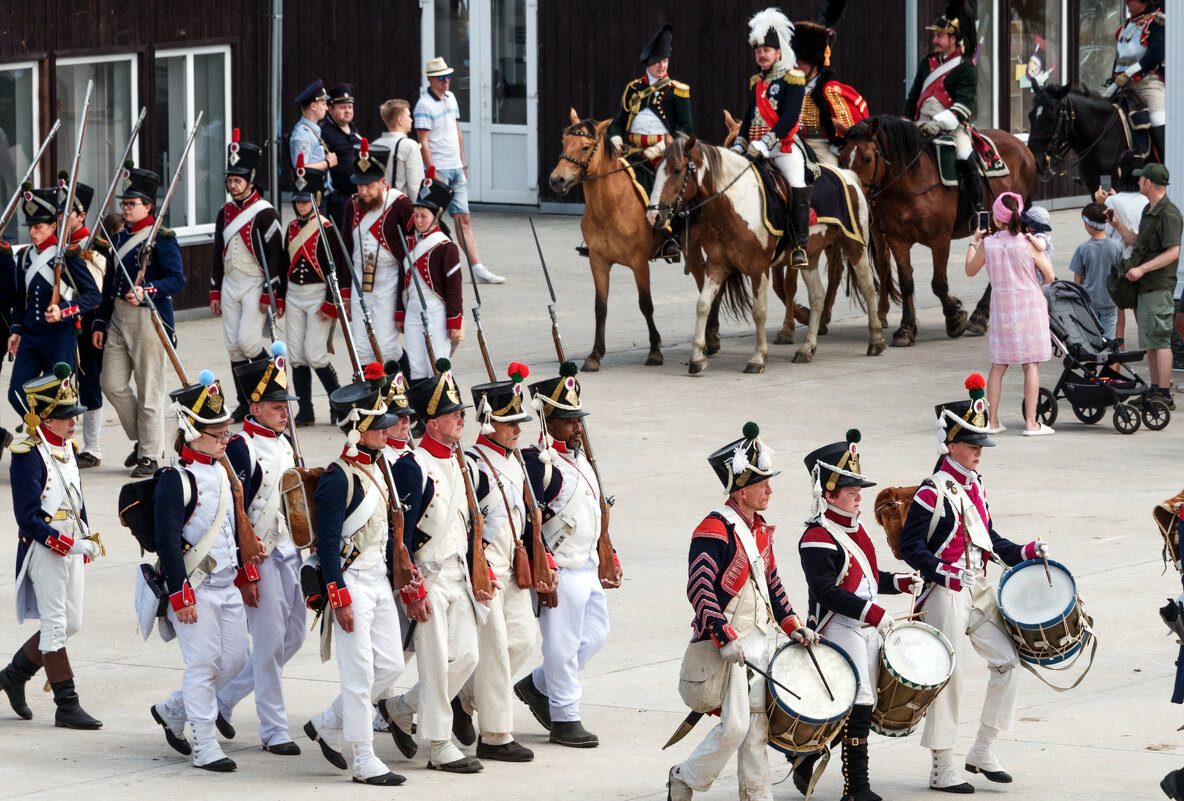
[434,2,471,122]
[972,1,997,128]
[1079,0,1125,94]
[1006,0,1066,134]
[155,46,230,235]
[0,62,37,244]
[56,56,138,234]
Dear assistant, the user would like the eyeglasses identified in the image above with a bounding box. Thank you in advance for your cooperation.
[203,429,233,442]
[432,76,452,82]
[120,200,141,208]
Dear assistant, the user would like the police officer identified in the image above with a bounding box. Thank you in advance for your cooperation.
[732,8,811,269]
[290,79,334,217]
[322,83,362,231]
[211,130,284,423]
[286,157,346,426]
[6,184,100,418]
[0,364,102,730]
[92,167,185,477]
[215,344,305,756]
[1104,0,1165,161]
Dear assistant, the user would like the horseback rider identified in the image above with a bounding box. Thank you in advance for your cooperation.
[904,0,982,213]
[731,7,811,270]
[609,23,690,261]
[1103,0,1165,161]
[794,2,867,168]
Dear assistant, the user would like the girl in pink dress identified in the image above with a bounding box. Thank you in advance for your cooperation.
[965,192,1056,436]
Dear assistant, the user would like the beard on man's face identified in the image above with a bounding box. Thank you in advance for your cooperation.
[356,190,383,214]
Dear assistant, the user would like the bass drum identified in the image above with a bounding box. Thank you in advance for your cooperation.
[766,638,858,756]
[872,621,955,737]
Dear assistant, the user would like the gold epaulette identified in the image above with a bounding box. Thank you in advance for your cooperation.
[749,74,760,90]
[10,436,36,455]
[159,228,176,239]
[672,80,690,98]
[785,69,806,86]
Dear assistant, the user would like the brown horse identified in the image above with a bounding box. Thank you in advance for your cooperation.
[649,134,884,373]
[840,116,1037,345]
[548,109,704,372]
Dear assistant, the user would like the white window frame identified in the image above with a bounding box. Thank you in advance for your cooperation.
[0,59,40,180]
[55,53,139,151]
[154,44,232,237]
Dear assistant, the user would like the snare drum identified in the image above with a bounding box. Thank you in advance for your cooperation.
[872,621,955,737]
[997,559,1088,665]
[766,639,858,756]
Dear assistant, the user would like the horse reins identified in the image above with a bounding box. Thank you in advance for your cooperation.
[559,125,644,185]
[850,131,938,202]
[1029,95,1123,182]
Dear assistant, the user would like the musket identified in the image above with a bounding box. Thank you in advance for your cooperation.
[529,217,621,589]
[461,221,557,601]
[82,106,146,251]
[109,241,264,565]
[135,110,203,286]
[0,119,62,236]
[408,253,438,367]
[329,223,386,364]
[51,80,95,310]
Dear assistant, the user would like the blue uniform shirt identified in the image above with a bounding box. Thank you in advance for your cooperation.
[11,239,100,337]
[94,219,184,335]
[290,118,334,192]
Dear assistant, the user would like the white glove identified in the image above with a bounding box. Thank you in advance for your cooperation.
[1026,540,1050,560]
[790,626,820,646]
[731,139,748,155]
[719,638,746,666]
[876,613,896,636]
[69,538,101,559]
[642,141,666,160]
[902,573,925,594]
[610,135,624,151]
[1101,82,1118,99]
[933,109,960,132]
[748,140,771,159]
[918,120,942,136]
[958,568,977,588]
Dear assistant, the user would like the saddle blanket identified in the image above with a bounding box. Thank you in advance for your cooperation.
[934,129,1009,187]
[752,161,861,245]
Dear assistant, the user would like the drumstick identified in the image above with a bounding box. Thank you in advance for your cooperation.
[862,610,927,629]
[1038,537,1052,588]
[744,659,801,700]
[804,643,835,701]
[909,571,920,617]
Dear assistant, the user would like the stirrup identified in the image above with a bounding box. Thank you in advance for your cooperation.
[790,246,809,269]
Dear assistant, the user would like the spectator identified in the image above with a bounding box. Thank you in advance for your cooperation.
[965,192,1056,436]
[1070,203,1125,340]
[322,83,362,231]
[414,58,505,284]
[375,99,425,199]
[1095,150,1149,346]
[1020,205,1054,256]
[1108,162,1181,409]
[289,79,335,217]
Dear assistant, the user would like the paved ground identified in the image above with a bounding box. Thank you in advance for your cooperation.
[0,208,1181,800]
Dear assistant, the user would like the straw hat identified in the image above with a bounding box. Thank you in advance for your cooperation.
[424,57,454,77]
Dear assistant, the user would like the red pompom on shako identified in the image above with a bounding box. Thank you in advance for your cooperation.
[964,373,986,391]
[507,362,530,382]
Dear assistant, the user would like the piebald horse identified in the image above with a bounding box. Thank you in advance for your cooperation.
[649,134,884,373]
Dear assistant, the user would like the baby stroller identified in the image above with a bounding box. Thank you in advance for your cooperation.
[1032,280,1170,434]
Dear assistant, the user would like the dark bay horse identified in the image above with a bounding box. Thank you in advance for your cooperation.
[840,116,1037,345]
[1026,83,1132,194]
[548,109,703,372]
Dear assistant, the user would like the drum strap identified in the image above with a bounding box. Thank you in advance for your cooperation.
[1015,613,1098,692]
[789,749,832,801]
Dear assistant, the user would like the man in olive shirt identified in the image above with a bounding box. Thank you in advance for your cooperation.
[1111,163,1181,407]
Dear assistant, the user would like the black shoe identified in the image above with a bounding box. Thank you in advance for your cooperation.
[549,719,598,748]
[216,712,235,739]
[0,649,38,720]
[195,757,237,772]
[124,445,139,468]
[427,756,483,773]
[659,237,681,262]
[294,415,315,428]
[131,457,158,478]
[965,764,1012,783]
[263,740,301,756]
[476,737,534,762]
[353,772,407,786]
[303,719,347,770]
[230,402,249,424]
[376,698,418,758]
[513,675,552,731]
[930,783,975,794]
[792,753,819,795]
[77,452,100,469]
[1162,769,1184,801]
[152,705,191,755]
[52,680,101,730]
[451,696,476,746]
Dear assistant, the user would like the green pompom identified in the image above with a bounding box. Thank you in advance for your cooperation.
[57,170,69,181]
[846,428,861,444]
[123,159,134,169]
[383,359,400,376]
[559,361,579,378]
[435,357,451,373]
[968,387,985,401]
[742,421,759,440]
[52,362,71,380]
[21,181,32,192]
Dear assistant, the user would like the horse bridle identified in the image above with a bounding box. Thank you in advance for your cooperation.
[848,130,933,201]
[1030,94,1123,180]
[559,124,640,185]
[646,157,696,221]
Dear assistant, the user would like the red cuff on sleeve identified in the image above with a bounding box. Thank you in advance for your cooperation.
[326,582,351,609]
[893,573,914,593]
[209,291,221,302]
[46,534,74,557]
[341,288,351,301]
[546,552,556,570]
[170,581,196,611]
[1022,541,1040,560]
[60,305,80,319]
[780,614,803,637]
[319,301,338,319]
[488,566,497,583]
[394,310,405,325]
[711,623,739,647]
[445,314,463,331]
[275,298,285,314]
[864,604,885,627]
[613,552,621,569]
[234,564,261,586]
[400,583,428,604]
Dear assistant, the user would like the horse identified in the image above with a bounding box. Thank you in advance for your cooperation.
[548,109,705,372]
[1026,83,1132,194]
[649,134,884,373]
[841,116,1037,345]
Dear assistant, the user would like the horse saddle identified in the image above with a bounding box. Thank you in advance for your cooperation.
[1113,91,1154,158]
[751,161,859,246]
[932,129,1008,187]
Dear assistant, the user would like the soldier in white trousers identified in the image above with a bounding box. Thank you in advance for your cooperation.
[214,346,305,754]
[210,131,285,423]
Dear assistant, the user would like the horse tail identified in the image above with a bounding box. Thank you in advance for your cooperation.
[718,269,753,323]
[867,230,901,305]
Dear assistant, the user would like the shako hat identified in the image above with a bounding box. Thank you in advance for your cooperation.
[225,127,262,184]
[412,166,454,213]
[748,7,796,63]
[293,79,329,106]
[22,362,86,430]
[21,184,59,226]
[118,166,161,202]
[935,372,995,451]
[330,363,402,453]
[351,138,389,186]
[708,421,779,493]
[55,172,94,215]
[473,362,533,434]
[927,0,978,49]
[805,428,874,518]
[640,24,673,66]
[529,361,587,420]
[170,369,232,442]
[407,358,470,420]
[235,341,299,404]
[292,153,328,203]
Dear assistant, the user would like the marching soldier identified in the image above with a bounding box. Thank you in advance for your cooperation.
[93,167,186,477]
[214,345,305,755]
[381,360,491,774]
[731,8,811,269]
[398,171,463,381]
[6,184,100,417]
[898,374,1052,793]
[793,7,867,167]
[666,422,815,801]
[1103,0,1165,160]
[211,130,285,423]
[795,430,922,801]
[343,138,413,368]
[904,1,982,212]
[304,368,410,786]
[285,157,346,426]
[453,363,543,762]
[59,180,111,467]
[0,364,102,730]
[515,361,615,748]
[150,369,256,772]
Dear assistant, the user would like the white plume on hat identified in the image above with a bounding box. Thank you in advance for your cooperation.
[747,7,796,68]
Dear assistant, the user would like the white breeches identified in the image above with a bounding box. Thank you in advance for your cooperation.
[164,576,249,726]
[404,289,448,380]
[220,269,271,362]
[27,545,84,652]
[285,283,333,368]
[349,268,401,365]
[532,561,609,723]
[804,137,840,167]
[769,150,806,189]
[1133,74,1166,126]
[820,618,880,707]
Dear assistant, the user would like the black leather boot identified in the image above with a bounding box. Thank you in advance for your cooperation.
[842,705,880,801]
[314,364,341,424]
[0,641,41,720]
[957,159,984,213]
[292,366,314,426]
[1151,126,1166,163]
[789,185,814,269]
[51,679,102,730]
[229,359,250,422]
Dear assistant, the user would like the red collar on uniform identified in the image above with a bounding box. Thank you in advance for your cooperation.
[131,216,154,233]
[34,235,58,253]
[180,446,215,465]
[419,432,454,458]
[38,425,67,447]
[243,417,279,438]
[725,497,766,529]
[476,434,508,456]
[69,226,88,244]
[938,455,976,487]
[386,436,408,450]
[231,190,260,209]
[340,445,378,465]
[823,505,859,531]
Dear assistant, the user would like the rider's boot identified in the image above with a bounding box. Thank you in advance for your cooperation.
[789,185,813,269]
[1151,125,1166,163]
[957,159,984,214]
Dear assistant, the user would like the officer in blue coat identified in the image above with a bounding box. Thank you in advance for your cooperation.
[6,184,100,416]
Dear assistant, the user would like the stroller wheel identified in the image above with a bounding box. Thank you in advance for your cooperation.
[1071,405,1105,424]
[1113,403,1142,434]
[1021,387,1059,427]
[1142,397,1171,431]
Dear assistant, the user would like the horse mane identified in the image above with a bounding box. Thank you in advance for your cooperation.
[863,115,926,169]
[668,133,747,194]
[564,118,618,159]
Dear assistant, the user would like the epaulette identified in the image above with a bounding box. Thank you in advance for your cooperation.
[0,240,11,256]
[672,80,690,98]
[749,74,760,90]
[70,439,80,454]
[785,69,806,86]
[10,436,36,455]
[1154,11,1165,26]
[64,243,81,256]
[159,228,176,239]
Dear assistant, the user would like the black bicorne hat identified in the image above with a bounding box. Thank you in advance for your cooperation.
[640,24,673,66]
[407,358,470,420]
[235,342,299,404]
[22,362,86,430]
[708,422,780,493]
[528,361,587,420]
[352,138,389,186]
[226,127,262,184]
[935,372,995,450]
[412,166,455,213]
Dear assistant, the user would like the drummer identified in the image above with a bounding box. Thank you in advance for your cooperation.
[667,422,818,801]
[795,430,923,801]
[898,374,1052,794]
